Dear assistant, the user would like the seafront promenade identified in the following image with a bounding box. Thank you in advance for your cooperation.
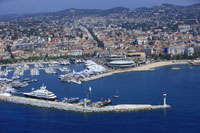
[0,95,171,113]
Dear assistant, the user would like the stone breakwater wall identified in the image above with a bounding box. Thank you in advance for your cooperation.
[0,95,171,113]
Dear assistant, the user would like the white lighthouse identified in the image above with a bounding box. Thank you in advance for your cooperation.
[163,92,167,106]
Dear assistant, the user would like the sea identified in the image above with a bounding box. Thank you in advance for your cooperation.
[0,64,200,132]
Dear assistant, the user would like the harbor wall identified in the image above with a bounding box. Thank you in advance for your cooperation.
[0,95,170,113]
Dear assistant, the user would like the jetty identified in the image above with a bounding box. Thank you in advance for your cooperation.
[189,62,200,66]
[0,95,170,113]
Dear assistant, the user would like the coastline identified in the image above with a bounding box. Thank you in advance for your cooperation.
[1,59,199,82]
[82,60,200,82]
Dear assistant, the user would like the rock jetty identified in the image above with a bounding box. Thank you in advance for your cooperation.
[0,95,171,113]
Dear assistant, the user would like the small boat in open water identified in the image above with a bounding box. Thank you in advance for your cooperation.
[112,95,119,98]
[112,88,119,98]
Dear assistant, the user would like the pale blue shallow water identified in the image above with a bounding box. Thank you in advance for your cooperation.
[0,64,200,132]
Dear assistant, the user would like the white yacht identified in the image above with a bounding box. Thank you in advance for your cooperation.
[4,87,17,94]
[23,85,57,101]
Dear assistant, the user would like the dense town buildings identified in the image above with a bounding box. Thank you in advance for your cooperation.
[0,4,200,61]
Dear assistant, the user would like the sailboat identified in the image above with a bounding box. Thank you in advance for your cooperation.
[112,88,119,98]
[113,95,119,98]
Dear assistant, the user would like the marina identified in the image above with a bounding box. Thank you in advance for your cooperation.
[0,61,200,132]
[44,67,57,74]
[1,59,200,85]
[0,59,199,113]
[30,68,40,76]
[0,59,176,113]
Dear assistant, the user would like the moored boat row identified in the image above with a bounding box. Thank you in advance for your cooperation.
[59,60,107,84]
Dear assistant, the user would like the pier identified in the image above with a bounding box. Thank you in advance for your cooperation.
[0,95,171,113]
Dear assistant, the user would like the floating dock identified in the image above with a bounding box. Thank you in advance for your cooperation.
[0,95,171,113]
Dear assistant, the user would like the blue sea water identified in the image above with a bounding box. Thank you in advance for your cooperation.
[1,64,200,132]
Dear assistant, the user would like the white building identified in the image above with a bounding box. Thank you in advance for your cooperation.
[184,47,194,56]
[12,43,34,50]
[168,46,185,55]
[70,50,83,56]
[178,25,191,32]
[136,36,148,45]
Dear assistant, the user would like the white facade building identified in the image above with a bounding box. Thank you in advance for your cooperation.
[168,46,185,55]
[184,47,194,56]
[70,50,83,56]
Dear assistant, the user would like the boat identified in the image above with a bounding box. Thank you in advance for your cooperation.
[31,79,38,82]
[69,58,76,64]
[112,95,119,98]
[4,87,17,94]
[171,67,181,70]
[23,85,58,101]
[12,75,20,79]
[60,60,70,65]
[89,87,92,92]
[21,78,37,83]
[102,98,112,106]
[11,81,29,88]
[112,88,119,98]
[91,98,112,108]
[68,79,82,84]
[62,97,80,103]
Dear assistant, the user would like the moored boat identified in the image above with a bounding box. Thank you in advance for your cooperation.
[23,85,58,101]
[91,98,112,108]
[62,97,80,103]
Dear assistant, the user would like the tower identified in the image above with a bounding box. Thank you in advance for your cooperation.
[84,98,87,107]
[163,92,167,106]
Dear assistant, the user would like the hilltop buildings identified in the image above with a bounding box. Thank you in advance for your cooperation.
[0,4,200,60]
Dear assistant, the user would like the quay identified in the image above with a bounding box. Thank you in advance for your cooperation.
[0,95,171,113]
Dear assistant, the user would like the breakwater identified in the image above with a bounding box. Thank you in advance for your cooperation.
[0,95,170,113]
